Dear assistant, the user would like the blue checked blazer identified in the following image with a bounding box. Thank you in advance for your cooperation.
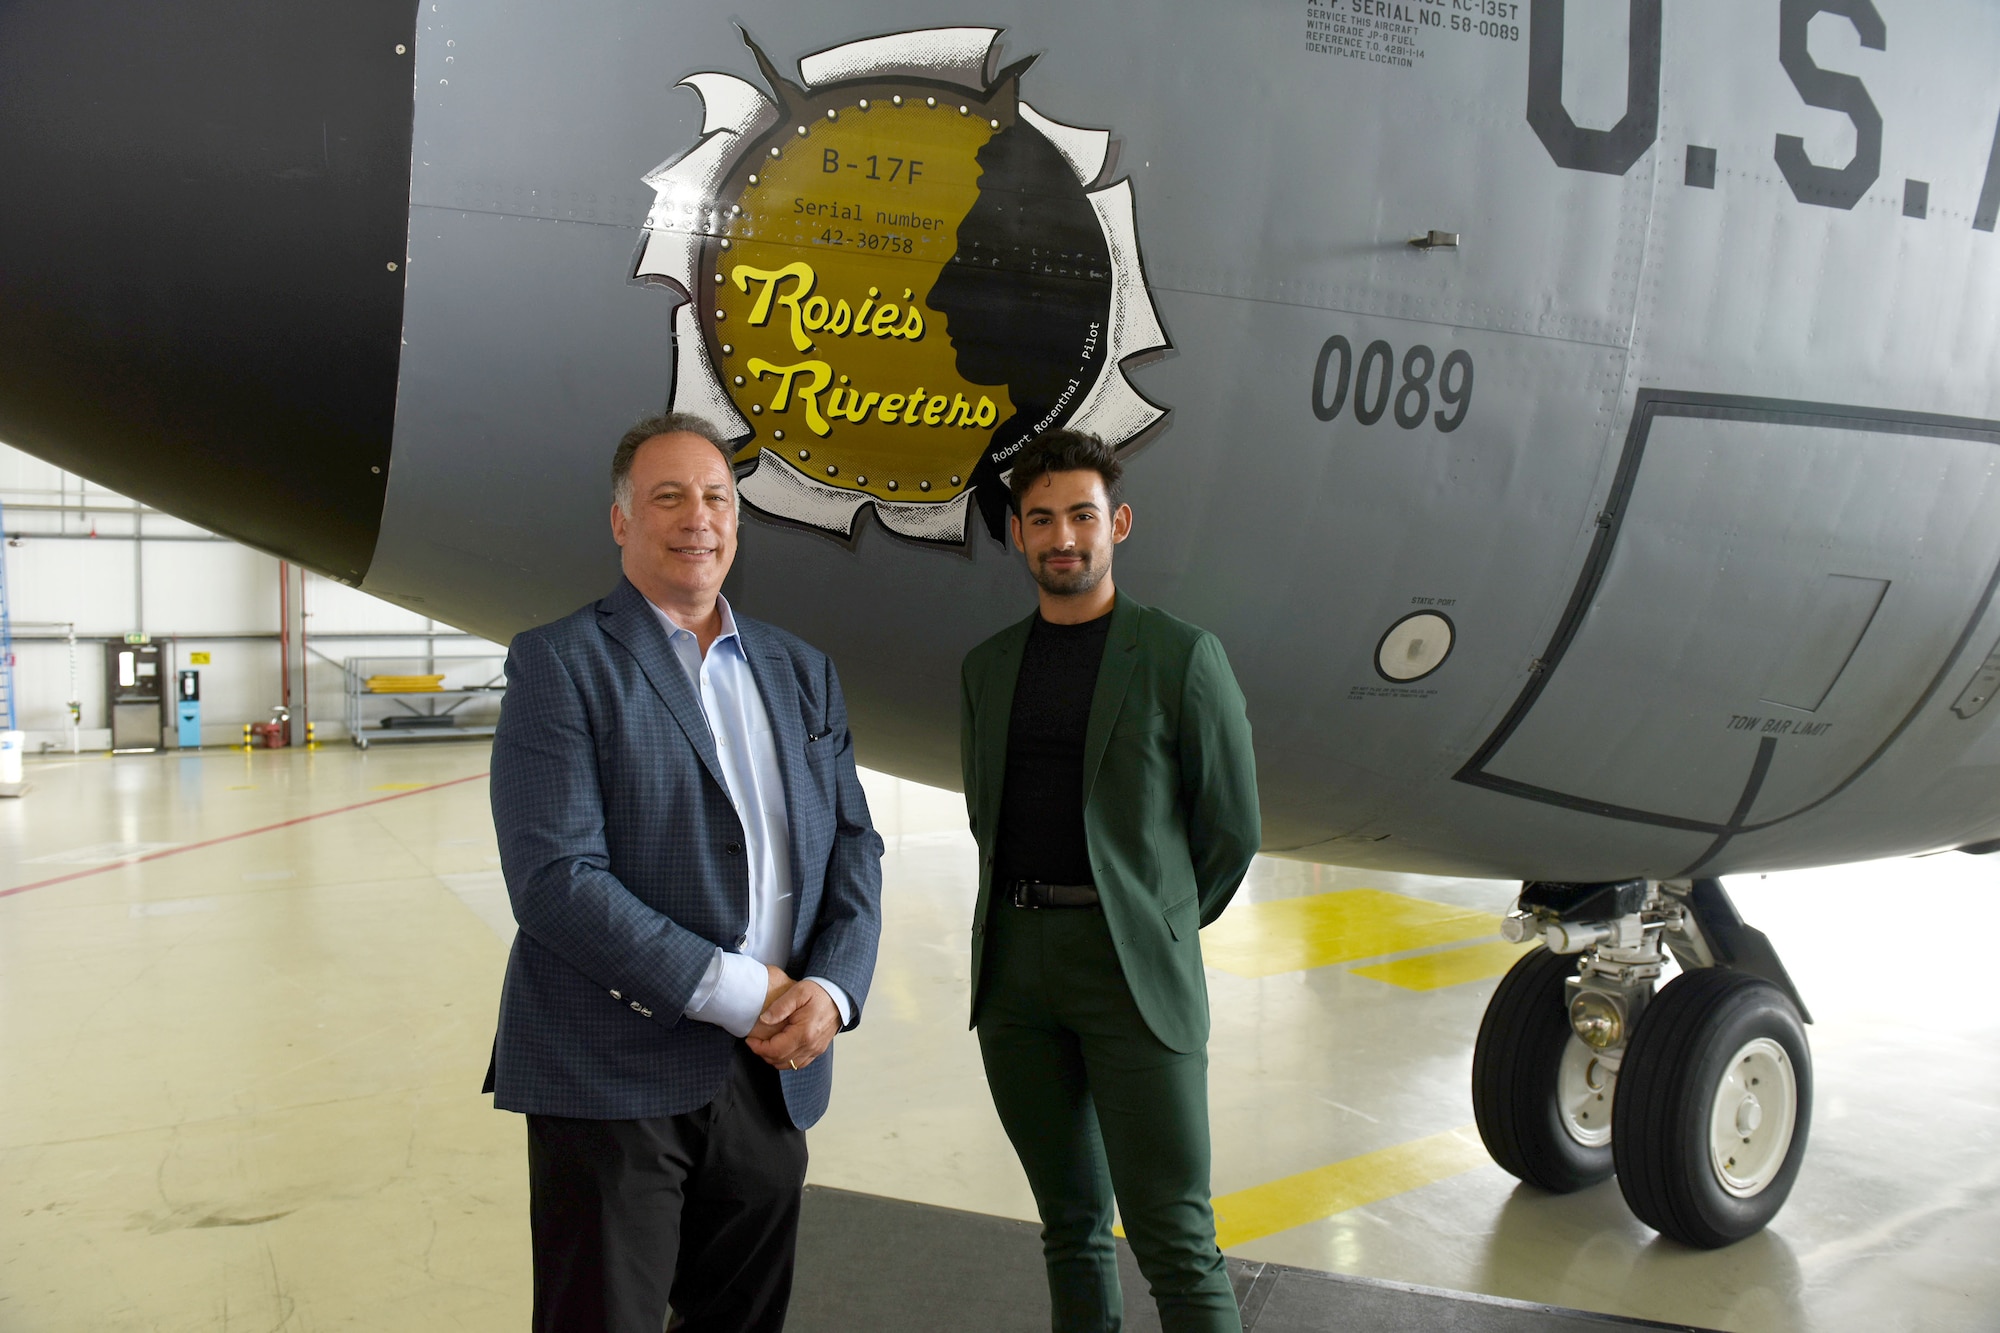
[485,576,883,1127]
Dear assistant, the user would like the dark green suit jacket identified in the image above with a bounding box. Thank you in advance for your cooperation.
[960,594,1261,1053]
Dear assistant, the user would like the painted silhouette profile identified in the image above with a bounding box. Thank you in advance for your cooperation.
[928,121,1115,540]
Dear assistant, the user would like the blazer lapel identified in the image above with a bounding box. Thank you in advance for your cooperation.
[595,578,728,794]
[977,614,1035,846]
[1081,594,1142,808]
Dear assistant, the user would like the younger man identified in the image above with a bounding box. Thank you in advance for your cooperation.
[959,430,1260,1332]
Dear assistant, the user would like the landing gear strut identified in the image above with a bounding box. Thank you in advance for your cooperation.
[1471,878,1813,1248]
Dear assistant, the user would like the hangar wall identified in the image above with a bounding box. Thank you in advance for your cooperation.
[0,442,503,751]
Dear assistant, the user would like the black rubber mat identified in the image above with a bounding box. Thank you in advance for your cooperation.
[789,1186,1719,1332]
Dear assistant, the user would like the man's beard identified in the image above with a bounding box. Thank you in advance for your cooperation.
[1032,548,1109,597]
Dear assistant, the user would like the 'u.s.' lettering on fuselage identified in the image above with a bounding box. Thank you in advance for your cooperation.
[1527,0,2000,231]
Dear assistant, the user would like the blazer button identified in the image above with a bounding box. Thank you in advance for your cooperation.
[725,842,743,855]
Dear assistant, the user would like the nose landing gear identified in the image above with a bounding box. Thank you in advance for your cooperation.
[1472,878,1813,1248]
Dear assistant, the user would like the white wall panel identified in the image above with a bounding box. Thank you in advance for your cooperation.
[0,448,73,493]
[7,539,137,632]
[143,543,276,635]
[305,573,434,634]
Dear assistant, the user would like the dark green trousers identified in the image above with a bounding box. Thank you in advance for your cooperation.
[976,902,1240,1333]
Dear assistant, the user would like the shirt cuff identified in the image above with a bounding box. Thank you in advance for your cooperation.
[806,976,854,1028]
[682,948,768,1039]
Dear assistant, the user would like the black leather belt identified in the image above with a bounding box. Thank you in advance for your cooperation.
[1005,880,1099,909]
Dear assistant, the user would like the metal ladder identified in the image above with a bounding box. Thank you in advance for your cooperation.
[0,499,14,731]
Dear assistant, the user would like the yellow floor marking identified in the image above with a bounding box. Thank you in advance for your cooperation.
[1351,939,1535,991]
[370,782,429,791]
[1209,1126,1491,1250]
[1202,889,1500,978]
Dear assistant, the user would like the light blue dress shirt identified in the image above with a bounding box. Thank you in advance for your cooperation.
[646,595,852,1037]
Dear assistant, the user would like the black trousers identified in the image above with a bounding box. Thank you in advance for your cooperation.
[526,1045,809,1333]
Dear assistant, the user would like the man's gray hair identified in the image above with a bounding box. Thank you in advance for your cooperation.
[611,411,738,513]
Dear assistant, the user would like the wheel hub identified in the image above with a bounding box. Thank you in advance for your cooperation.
[1557,1036,1614,1148]
[1710,1037,1797,1198]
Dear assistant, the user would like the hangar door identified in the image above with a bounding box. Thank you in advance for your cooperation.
[1458,391,2000,842]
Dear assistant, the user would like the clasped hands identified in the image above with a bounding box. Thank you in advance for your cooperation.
[746,963,838,1071]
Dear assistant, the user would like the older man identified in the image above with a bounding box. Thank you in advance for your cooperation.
[485,412,883,1333]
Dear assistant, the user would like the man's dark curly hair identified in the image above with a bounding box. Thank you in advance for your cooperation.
[1006,430,1123,514]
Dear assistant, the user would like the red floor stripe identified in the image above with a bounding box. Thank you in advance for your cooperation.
[0,771,491,900]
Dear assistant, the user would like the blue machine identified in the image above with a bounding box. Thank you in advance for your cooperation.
[175,669,200,749]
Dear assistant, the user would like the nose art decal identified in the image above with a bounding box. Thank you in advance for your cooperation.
[633,26,1170,545]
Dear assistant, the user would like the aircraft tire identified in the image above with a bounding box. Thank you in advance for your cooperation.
[1471,945,1615,1192]
[1613,968,1812,1248]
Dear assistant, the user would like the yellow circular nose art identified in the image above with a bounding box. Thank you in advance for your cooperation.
[716,94,1011,512]
[633,27,1170,545]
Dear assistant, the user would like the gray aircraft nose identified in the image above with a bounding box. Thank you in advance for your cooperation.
[0,0,420,584]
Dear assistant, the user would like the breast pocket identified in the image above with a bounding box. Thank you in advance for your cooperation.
[803,723,837,790]
[1110,708,1167,741]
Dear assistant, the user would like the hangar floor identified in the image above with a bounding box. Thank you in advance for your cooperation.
[1,741,1995,1331]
